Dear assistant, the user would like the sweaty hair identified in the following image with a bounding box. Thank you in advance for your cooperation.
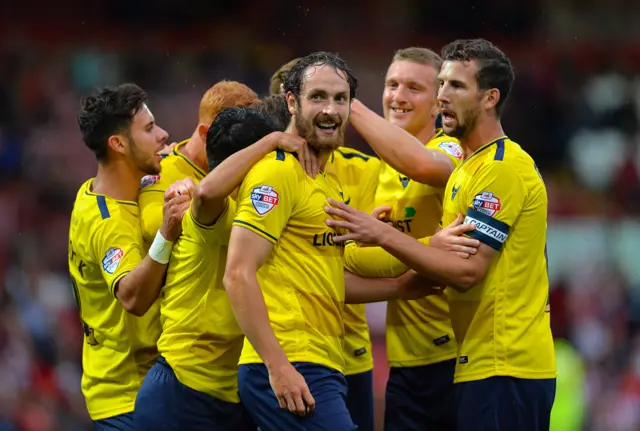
[206,107,280,172]
[441,39,515,117]
[77,83,148,162]
[283,52,358,102]
[269,58,301,96]
[393,47,442,71]
[249,94,291,131]
[199,81,260,125]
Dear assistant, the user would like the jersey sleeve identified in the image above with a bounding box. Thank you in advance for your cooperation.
[232,156,297,244]
[462,162,526,251]
[94,217,145,297]
[351,158,380,214]
[185,197,237,246]
[138,188,165,249]
[432,140,464,168]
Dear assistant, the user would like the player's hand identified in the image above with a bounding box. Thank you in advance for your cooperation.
[395,270,444,300]
[268,362,315,416]
[160,179,195,241]
[325,198,391,245]
[431,214,480,259]
[158,141,178,157]
[284,117,321,178]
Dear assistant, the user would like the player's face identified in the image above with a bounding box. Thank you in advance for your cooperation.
[127,104,168,175]
[291,65,350,152]
[437,60,483,140]
[383,60,439,136]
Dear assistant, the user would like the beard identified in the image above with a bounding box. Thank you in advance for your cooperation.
[445,105,481,140]
[295,110,345,153]
[129,136,161,176]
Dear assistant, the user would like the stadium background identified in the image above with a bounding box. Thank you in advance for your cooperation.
[0,0,639,429]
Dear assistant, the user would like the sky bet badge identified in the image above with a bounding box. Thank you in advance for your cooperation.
[472,191,502,217]
[251,185,279,215]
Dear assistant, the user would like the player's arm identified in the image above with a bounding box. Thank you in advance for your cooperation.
[350,99,454,187]
[344,270,442,304]
[193,131,309,226]
[328,162,524,292]
[113,188,190,316]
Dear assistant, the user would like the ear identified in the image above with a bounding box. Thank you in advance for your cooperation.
[107,134,127,155]
[197,123,210,141]
[483,88,501,113]
[285,91,298,116]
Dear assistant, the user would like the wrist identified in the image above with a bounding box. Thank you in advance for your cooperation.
[264,352,290,370]
[149,230,174,264]
[378,222,398,248]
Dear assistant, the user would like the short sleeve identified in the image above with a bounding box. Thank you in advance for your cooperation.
[351,158,380,214]
[433,140,463,168]
[462,162,526,251]
[185,197,237,246]
[232,155,297,244]
[344,242,408,278]
[138,187,165,249]
[94,217,145,297]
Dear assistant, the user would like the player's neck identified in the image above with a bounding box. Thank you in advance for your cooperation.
[93,161,142,202]
[182,131,208,171]
[461,119,505,157]
[318,151,331,172]
[413,124,437,144]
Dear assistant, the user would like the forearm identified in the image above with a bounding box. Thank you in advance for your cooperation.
[344,271,400,304]
[224,271,288,367]
[378,224,476,291]
[350,101,451,186]
[116,256,166,316]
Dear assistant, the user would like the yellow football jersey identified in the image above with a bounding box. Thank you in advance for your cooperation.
[375,130,462,368]
[138,140,206,248]
[157,199,244,402]
[68,179,160,420]
[442,136,556,383]
[233,150,346,373]
[325,147,380,376]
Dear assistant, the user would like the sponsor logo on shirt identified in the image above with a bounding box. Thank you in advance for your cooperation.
[140,175,161,189]
[102,247,124,274]
[451,184,460,200]
[250,185,279,215]
[472,191,501,216]
[438,141,463,159]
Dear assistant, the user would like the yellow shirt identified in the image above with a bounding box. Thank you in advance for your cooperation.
[138,140,206,248]
[325,147,380,375]
[442,136,556,383]
[233,150,347,373]
[68,179,160,420]
[157,199,244,402]
[375,130,462,367]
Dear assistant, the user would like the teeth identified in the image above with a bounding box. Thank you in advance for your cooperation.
[392,108,410,113]
[318,121,336,128]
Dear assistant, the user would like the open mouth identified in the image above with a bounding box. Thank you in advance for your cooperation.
[316,120,339,134]
[391,107,412,114]
[441,109,456,122]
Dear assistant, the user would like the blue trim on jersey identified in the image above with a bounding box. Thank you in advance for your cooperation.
[233,220,278,243]
[276,150,285,161]
[464,208,509,251]
[336,149,370,161]
[96,196,110,219]
[494,140,505,161]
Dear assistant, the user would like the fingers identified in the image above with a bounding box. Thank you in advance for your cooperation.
[325,219,353,230]
[450,235,480,248]
[451,224,478,236]
[447,213,464,228]
[276,394,287,409]
[326,198,353,213]
[372,205,392,219]
[284,394,297,414]
[454,252,471,259]
[331,233,355,243]
[324,205,352,221]
[292,392,307,416]
[451,245,477,255]
[301,386,315,414]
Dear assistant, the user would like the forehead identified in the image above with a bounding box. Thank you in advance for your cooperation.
[386,60,437,84]
[131,103,153,125]
[301,64,350,94]
[438,60,478,82]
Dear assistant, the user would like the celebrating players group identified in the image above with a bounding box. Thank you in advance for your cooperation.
[68,38,557,431]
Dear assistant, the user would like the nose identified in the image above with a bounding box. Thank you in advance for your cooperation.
[391,85,408,104]
[437,83,450,105]
[158,126,169,143]
[322,99,338,116]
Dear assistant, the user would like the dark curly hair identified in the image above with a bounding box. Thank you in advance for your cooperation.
[283,52,358,102]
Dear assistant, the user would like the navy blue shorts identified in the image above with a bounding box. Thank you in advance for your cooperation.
[345,370,374,431]
[384,358,456,431]
[455,376,556,431]
[93,412,134,431]
[238,362,356,431]
[134,356,255,431]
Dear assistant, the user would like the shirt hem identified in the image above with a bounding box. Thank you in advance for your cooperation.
[88,402,135,421]
[454,369,558,384]
[239,355,344,375]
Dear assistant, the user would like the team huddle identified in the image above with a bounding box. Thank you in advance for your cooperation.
[68,38,557,431]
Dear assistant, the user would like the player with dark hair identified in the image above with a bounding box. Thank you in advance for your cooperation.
[69,83,189,430]
[134,107,311,430]
[326,39,556,431]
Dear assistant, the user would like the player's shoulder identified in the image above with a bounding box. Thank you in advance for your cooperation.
[428,129,463,160]
[72,179,139,232]
[333,147,380,172]
[253,150,301,175]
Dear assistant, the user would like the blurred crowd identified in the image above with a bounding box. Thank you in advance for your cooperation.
[1,1,640,430]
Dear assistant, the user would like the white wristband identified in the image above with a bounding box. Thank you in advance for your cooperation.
[148,231,174,264]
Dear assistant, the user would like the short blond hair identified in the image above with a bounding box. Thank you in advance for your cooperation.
[269,58,301,96]
[199,81,260,124]
[392,47,442,71]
